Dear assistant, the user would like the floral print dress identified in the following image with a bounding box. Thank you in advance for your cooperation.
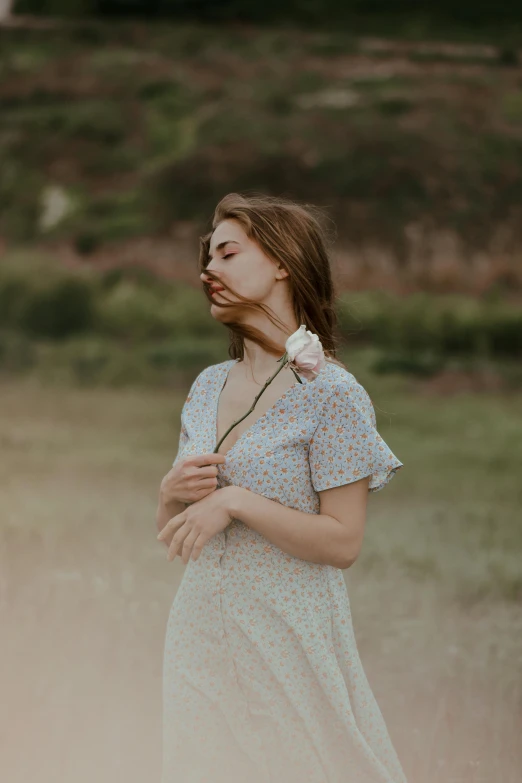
[161,358,406,783]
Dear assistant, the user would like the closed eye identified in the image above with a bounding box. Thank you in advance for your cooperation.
[223,253,234,259]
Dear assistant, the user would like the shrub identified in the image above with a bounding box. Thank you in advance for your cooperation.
[99,265,164,291]
[0,260,97,339]
[94,281,175,340]
[497,47,520,67]
[74,232,101,256]
[0,277,30,328]
[371,349,445,377]
[94,279,216,341]
[484,306,522,356]
[36,336,153,387]
[145,337,227,372]
[338,291,522,362]
[33,335,229,387]
[18,277,96,340]
[1,253,520,381]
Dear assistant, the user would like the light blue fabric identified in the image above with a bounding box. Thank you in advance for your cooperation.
[162,359,406,783]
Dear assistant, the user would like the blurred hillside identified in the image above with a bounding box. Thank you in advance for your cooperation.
[12,0,522,36]
[1,18,522,295]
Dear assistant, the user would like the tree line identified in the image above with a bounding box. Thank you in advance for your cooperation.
[10,1,522,31]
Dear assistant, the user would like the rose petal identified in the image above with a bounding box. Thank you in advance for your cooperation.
[285,325,325,380]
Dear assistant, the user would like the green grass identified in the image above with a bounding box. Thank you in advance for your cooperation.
[0,369,521,782]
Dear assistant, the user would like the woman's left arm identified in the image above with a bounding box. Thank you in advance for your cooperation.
[226,479,369,569]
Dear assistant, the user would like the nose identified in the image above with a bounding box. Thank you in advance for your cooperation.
[200,268,221,287]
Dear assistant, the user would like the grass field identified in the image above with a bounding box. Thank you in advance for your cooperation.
[1,367,521,783]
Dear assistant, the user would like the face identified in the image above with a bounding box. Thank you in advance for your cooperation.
[200,219,288,319]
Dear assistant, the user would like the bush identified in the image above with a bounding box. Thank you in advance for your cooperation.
[69,190,152,248]
[99,265,164,291]
[94,279,216,340]
[32,334,229,387]
[1,254,520,386]
[18,277,96,340]
[0,261,96,339]
[371,349,444,377]
[497,46,520,67]
[145,337,227,372]
[338,291,522,361]
[0,277,30,329]
[74,232,101,256]
[36,335,154,387]
[483,306,522,356]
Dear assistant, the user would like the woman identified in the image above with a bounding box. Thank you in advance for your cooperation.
[156,193,406,783]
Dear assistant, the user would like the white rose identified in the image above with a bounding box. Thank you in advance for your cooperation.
[285,325,326,381]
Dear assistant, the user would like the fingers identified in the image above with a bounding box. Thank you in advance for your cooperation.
[188,465,220,479]
[179,529,200,565]
[196,477,219,489]
[189,453,227,467]
[186,477,218,502]
[157,512,185,544]
[166,524,190,562]
[193,486,217,501]
[189,534,206,562]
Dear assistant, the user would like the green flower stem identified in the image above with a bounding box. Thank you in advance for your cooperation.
[213,352,302,454]
[289,365,303,383]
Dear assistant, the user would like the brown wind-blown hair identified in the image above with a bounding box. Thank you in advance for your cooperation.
[198,193,346,369]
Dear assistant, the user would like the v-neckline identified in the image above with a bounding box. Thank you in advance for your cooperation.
[213,358,316,459]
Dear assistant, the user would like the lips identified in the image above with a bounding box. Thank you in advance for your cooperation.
[210,286,225,294]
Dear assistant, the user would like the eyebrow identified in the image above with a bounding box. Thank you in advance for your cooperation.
[207,240,239,261]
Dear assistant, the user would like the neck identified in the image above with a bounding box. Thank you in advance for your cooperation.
[239,345,281,381]
[240,317,299,376]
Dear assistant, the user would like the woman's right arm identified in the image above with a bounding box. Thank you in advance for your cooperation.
[156,453,226,540]
[156,484,186,535]
[157,367,225,540]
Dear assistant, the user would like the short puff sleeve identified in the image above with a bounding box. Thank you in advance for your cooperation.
[172,418,189,469]
[309,377,404,493]
[171,367,209,468]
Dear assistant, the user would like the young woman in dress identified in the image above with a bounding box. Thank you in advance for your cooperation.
[156,193,406,783]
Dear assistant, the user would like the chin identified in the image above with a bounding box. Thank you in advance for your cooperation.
[210,302,241,324]
[209,300,229,317]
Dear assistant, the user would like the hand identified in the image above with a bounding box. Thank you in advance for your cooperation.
[160,453,226,507]
[157,485,236,564]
